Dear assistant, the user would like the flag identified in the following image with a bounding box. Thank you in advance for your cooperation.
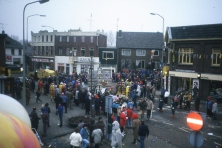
[220,54,222,58]
[199,55,201,59]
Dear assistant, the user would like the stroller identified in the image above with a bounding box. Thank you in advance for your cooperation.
[32,128,44,147]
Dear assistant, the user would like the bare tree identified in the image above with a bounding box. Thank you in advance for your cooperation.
[10,35,20,42]
[107,30,116,47]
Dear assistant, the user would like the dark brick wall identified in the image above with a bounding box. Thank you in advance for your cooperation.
[55,34,107,57]
[169,40,222,74]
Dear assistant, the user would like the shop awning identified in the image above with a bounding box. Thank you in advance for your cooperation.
[169,71,198,78]
[201,73,222,81]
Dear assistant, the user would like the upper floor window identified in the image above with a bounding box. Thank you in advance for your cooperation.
[46,35,48,42]
[122,49,131,56]
[73,36,76,43]
[103,51,114,59]
[90,36,93,43]
[66,48,70,56]
[67,36,69,42]
[136,60,145,68]
[51,35,53,42]
[33,36,36,42]
[89,48,94,56]
[136,49,146,56]
[81,48,85,56]
[212,48,221,66]
[38,36,40,41]
[178,48,193,65]
[59,47,63,56]
[154,50,159,56]
[42,36,44,42]
[19,49,22,55]
[72,48,77,56]
[11,49,14,55]
[59,36,62,42]
[121,59,131,69]
[81,36,85,43]
[42,46,45,55]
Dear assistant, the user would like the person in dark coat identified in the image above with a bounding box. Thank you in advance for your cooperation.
[171,99,175,118]
[158,95,164,112]
[54,93,62,115]
[57,104,63,127]
[41,110,49,137]
[85,91,91,115]
[138,119,149,148]
[195,93,200,112]
[94,94,101,116]
[30,107,40,130]
[89,119,95,148]
[36,90,42,103]
[31,78,35,92]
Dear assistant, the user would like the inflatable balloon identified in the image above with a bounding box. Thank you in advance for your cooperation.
[0,94,31,128]
[0,112,41,148]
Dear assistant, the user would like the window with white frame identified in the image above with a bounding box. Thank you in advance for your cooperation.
[59,47,63,56]
[67,36,69,42]
[136,60,145,68]
[121,59,131,69]
[59,36,62,42]
[73,36,76,43]
[122,49,131,56]
[90,36,93,43]
[46,35,48,42]
[81,48,85,56]
[38,36,40,41]
[212,49,221,66]
[89,48,94,56]
[178,48,193,64]
[81,36,85,43]
[11,49,14,55]
[66,48,70,56]
[103,51,114,59]
[136,49,146,56]
[72,48,77,56]
[154,50,159,56]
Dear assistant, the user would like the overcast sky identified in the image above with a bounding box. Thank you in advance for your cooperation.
[0,0,222,41]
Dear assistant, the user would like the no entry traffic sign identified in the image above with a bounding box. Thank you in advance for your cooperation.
[187,112,203,131]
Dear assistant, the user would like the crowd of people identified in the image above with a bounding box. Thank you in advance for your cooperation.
[27,69,219,148]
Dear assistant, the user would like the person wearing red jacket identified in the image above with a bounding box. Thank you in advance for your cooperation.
[126,107,133,129]
[120,108,128,136]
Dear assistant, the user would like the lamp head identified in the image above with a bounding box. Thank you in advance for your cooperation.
[150,13,156,15]
[39,0,49,4]
[40,15,46,17]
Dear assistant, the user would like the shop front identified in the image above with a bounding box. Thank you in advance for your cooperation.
[169,70,198,96]
[0,76,15,97]
[31,57,55,71]
[169,71,222,100]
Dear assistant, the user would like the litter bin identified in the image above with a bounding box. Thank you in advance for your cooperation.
[164,91,170,105]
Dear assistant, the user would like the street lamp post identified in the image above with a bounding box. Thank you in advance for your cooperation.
[42,25,54,31]
[150,12,164,89]
[27,14,46,42]
[22,0,49,106]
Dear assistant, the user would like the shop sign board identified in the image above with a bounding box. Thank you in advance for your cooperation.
[32,58,49,62]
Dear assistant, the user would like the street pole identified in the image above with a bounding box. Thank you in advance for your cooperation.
[27,14,46,42]
[22,0,49,106]
[150,13,164,89]
[90,56,93,117]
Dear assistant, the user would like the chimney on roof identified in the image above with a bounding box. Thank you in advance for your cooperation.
[118,30,122,38]
[2,30,5,34]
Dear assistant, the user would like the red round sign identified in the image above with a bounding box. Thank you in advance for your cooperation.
[186,112,203,131]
